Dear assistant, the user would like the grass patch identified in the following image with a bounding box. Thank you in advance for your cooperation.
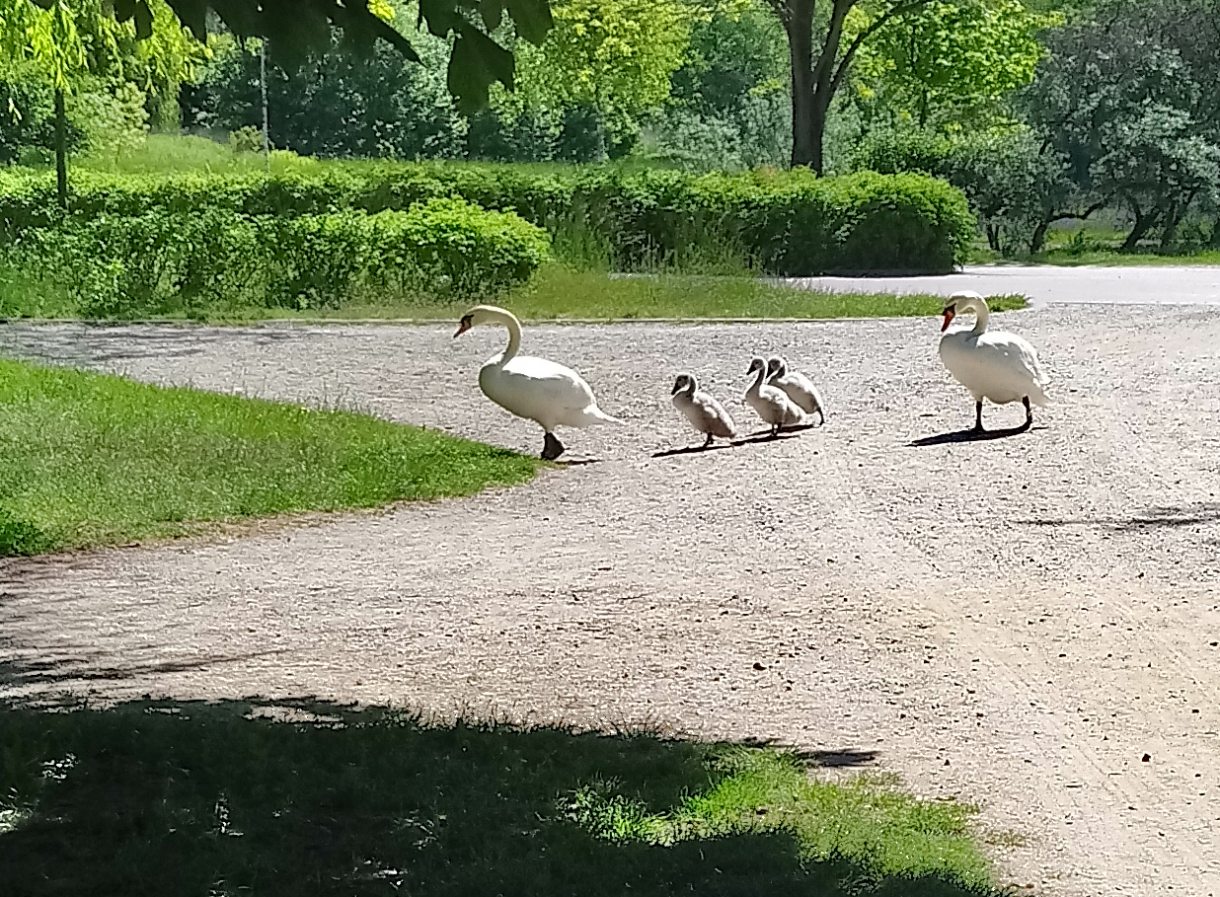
[197,267,1027,323]
[0,358,538,555]
[0,697,1006,896]
[0,262,1027,324]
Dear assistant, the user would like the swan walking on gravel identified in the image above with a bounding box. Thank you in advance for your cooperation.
[938,291,1049,432]
[744,356,804,438]
[454,305,620,460]
[671,373,737,448]
[766,356,826,425]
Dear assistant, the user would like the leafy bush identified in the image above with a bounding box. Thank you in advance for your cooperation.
[0,162,970,274]
[854,129,1081,255]
[8,200,549,318]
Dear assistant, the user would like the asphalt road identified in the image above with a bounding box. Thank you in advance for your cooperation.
[788,264,1220,307]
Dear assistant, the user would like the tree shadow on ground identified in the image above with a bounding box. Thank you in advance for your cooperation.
[0,697,1007,897]
[1020,501,1220,530]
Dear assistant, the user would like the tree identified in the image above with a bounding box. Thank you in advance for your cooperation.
[853,0,1058,129]
[511,0,693,152]
[1022,0,1220,251]
[185,19,465,160]
[77,0,554,113]
[764,0,940,172]
[1,0,203,205]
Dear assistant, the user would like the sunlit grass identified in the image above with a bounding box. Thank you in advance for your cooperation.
[0,358,538,555]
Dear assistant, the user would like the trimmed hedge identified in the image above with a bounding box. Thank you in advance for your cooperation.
[9,199,550,318]
[0,163,974,274]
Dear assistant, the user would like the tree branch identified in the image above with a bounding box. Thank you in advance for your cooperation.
[829,0,934,98]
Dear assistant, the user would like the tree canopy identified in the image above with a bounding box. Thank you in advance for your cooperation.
[53,0,555,112]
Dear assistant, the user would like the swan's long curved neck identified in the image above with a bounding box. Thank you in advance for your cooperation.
[750,366,767,392]
[970,300,990,334]
[486,308,522,361]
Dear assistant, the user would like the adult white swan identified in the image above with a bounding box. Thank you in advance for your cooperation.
[454,305,620,460]
[938,291,1049,432]
[671,372,737,448]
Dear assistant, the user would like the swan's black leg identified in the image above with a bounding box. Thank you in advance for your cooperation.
[703,432,714,448]
[1022,396,1033,429]
[973,401,985,433]
[542,432,565,460]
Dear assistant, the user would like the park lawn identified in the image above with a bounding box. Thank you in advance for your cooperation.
[0,697,1007,897]
[251,266,1029,323]
[0,357,539,556]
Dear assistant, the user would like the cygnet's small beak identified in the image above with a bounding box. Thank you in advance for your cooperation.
[671,380,682,395]
[454,319,471,338]
[940,306,956,333]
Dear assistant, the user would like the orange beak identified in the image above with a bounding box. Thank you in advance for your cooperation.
[453,319,471,338]
[940,307,956,332]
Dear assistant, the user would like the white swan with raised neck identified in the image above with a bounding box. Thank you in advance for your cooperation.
[938,291,1050,432]
[454,305,620,459]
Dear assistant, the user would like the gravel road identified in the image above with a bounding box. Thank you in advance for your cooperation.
[2,303,1220,896]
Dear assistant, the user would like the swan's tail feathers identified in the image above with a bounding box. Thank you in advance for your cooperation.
[583,405,623,425]
[1028,382,1051,407]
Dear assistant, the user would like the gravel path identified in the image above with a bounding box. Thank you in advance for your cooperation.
[2,306,1220,895]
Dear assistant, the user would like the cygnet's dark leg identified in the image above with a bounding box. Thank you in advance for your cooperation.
[973,400,985,433]
[1022,396,1033,429]
[817,406,826,426]
[542,431,565,460]
[703,432,715,448]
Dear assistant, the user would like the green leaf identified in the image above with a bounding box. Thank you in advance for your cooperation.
[133,1,154,39]
[480,0,504,31]
[506,0,554,45]
[448,23,516,114]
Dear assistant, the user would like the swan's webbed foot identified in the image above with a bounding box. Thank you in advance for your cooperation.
[973,401,985,433]
[703,433,715,448]
[542,432,565,461]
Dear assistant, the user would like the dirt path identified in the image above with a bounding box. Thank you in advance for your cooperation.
[2,306,1220,895]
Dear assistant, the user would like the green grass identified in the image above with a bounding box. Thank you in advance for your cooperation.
[0,358,538,556]
[970,222,1220,267]
[0,697,1007,896]
[256,267,1026,322]
[71,133,321,176]
[0,263,1026,323]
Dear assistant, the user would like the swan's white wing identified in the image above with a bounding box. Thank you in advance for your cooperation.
[695,391,737,436]
[940,330,1049,405]
[481,354,615,430]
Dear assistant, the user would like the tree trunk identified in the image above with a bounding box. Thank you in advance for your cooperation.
[1121,209,1158,252]
[1029,220,1050,255]
[54,88,68,211]
[1158,202,1180,253]
[786,0,816,169]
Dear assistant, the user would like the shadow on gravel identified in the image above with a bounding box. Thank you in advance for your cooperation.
[0,649,292,691]
[1020,501,1220,530]
[908,424,1041,446]
[0,697,1005,897]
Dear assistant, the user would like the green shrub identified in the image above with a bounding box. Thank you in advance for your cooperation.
[0,162,970,274]
[9,200,549,318]
[854,129,1080,256]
